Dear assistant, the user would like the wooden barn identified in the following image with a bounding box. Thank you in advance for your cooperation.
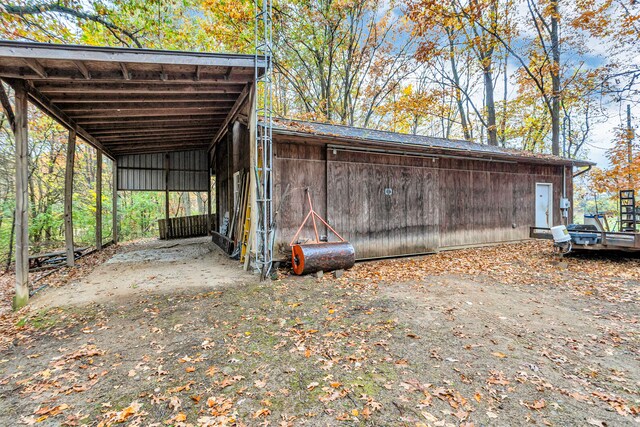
[0,40,592,308]
[213,119,592,261]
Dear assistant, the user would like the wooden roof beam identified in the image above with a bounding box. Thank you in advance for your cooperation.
[49,93,240,103]
[0,82,16,132]
[109,142,210,151]
[99,132,214,142]
[0,40,266,69]
[74,61,91,80]
[77,115,229,126]
[62,100,236,111]
[69,108,234,118]
[120,62,131,80]
[111,140,209,147]
[21,58,47,78]
[76,111,227,127]
[0,68,254,83]
[3,78,114,159]
[90,125,221,136]
[112,148,209,156]
[208,83,251,151]
[36,82,247,94]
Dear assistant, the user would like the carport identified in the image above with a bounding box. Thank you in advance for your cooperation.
[0,41,271,309]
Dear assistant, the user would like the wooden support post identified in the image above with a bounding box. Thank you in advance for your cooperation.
[207,170,212,235]
[13,80,29,310]
[96,150,103,250]
[65,129,77,267]
[112,160,118,244]
[165,153,172,238]
[245,87,257,271]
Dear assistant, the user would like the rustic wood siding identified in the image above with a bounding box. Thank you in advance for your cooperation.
[273,142,327,257]
[213,123,250,232]
[326,150,439,259]
[272,137,572,261]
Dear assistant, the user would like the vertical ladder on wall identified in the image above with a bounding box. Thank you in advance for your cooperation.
[255,0,273,278]
[620,190,637,232]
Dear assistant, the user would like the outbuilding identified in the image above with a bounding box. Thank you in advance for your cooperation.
[0,40,592,309]
[266,121,592,261]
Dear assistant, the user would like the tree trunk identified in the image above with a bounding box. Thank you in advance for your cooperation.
[500,53,508,146]
[182,192,191,216]
[550,0,561,156]
[484,65,498,145]
[447,29,471,141]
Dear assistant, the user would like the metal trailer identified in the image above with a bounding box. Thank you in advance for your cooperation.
[530,227,640,253]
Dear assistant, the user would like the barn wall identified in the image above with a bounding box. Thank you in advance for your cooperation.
[272,137,572,261]
[214,121,250,233]
[272,142,327,258]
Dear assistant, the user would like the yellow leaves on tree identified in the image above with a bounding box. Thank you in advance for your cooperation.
[591,128,639,194]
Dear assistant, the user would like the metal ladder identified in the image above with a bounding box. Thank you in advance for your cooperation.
[620,189,637,232]
[254,0,273,278]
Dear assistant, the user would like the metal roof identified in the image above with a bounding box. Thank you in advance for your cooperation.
[272,120,594,166]
[0,41,265,159]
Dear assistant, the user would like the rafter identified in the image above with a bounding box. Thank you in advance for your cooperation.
[119,62,130,80]
[74,61,91,80]
[21,58,47,78]
[209,83,251,151]
[0,81,16,132]
[3,78,114,159]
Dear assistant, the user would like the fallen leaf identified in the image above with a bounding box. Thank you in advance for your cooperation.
[522,399,546,410]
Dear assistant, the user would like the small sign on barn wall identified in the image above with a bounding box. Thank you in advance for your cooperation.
[384,188,393,196]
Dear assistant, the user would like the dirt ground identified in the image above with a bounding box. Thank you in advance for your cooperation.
[29,237,249,309]
[0,239,638,426]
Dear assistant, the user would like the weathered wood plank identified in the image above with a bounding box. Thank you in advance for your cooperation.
[13,80,29,310]
[96,150,103,250]
[65,129,76,267]
[112,160,118,243]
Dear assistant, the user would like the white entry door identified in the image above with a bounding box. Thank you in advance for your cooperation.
[535,183,553,228]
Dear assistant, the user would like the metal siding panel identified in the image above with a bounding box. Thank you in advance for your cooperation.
[117,150,208,191]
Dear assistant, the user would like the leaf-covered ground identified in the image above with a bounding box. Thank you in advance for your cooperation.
[0,240,638,426]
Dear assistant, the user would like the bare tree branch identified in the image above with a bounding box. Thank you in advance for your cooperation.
[0,2,143,47]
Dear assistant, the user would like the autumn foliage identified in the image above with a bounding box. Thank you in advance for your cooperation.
[591,128,640,194]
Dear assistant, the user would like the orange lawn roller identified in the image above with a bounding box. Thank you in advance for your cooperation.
[290,190,355,275]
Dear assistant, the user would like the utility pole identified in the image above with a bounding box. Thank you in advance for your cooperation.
[627,104,633,188]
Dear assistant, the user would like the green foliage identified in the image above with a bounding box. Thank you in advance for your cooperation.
[0,87,211,264]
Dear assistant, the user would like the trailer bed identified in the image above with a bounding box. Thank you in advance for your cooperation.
[530,227,640,252]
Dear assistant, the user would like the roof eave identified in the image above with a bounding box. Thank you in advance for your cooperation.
[272,127,592,167]
[0,40,268,69]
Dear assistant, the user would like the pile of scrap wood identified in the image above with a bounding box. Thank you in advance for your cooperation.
[28,247,89,270]
[213,170,251,263]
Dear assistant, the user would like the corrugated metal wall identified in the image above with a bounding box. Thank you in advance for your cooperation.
[117,150,209,192]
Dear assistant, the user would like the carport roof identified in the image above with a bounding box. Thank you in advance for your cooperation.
[0,41,266,159]
[272,120,595,167]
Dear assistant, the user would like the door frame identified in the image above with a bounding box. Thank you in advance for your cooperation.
[535,182,553,228]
